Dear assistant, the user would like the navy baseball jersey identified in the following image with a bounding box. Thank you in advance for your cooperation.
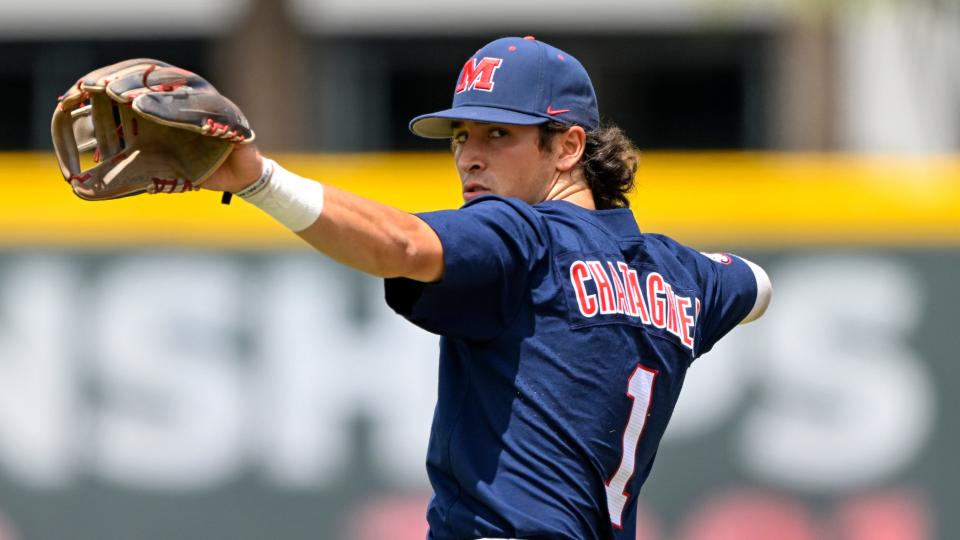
[385,195,758,540]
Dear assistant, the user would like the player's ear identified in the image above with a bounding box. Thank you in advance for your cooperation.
[555,125,586,173]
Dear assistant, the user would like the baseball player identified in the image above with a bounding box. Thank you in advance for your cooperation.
[60,36,771,540]
[206,36,771,539]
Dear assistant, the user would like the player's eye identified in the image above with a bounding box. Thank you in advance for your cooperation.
[452,131,468,145]
[489,127,507,138]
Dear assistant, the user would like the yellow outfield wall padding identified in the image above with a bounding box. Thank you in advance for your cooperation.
[2,152,959,249]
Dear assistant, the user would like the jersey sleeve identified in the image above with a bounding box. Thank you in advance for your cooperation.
[669,244,760,356]
[384,196,548,341]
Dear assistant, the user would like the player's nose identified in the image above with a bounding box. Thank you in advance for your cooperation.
[455,140,486,175]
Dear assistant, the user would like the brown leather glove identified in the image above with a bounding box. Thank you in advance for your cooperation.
[51,59,254,200]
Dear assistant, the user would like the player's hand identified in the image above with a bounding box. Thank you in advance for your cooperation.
[201,142,264,194]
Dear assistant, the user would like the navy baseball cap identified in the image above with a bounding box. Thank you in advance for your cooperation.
[409,36,600,139]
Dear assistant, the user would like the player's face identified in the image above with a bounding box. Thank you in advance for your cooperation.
[451,121,560,204]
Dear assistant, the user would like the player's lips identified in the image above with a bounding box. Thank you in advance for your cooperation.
[462,182,490,201]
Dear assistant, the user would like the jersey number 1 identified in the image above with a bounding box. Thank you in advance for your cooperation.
[605,365,658,529]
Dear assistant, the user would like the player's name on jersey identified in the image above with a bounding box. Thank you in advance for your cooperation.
[569,260,699,351]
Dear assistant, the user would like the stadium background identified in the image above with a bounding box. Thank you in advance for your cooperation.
[1,0,958,538]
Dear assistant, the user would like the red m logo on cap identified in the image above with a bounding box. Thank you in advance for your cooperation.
[456,57,503,94]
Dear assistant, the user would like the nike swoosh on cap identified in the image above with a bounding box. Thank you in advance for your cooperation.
[546,105,572,115]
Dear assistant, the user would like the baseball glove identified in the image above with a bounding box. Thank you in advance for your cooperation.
[51,59,254,200]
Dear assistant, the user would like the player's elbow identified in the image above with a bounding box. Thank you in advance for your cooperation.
[740,259,772,325]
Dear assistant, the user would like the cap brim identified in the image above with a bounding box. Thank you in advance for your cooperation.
[409,106,551,139]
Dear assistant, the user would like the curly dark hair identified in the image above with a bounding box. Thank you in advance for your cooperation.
[539,122,638,209]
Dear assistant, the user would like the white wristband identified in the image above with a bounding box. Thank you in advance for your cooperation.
[239,158,324,232]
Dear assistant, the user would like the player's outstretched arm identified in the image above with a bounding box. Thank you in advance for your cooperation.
[301,186,444,282]
[50,58,441,282]
[206,144,444,283]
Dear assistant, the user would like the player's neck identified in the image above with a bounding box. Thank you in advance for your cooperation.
[544,171,596,210]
